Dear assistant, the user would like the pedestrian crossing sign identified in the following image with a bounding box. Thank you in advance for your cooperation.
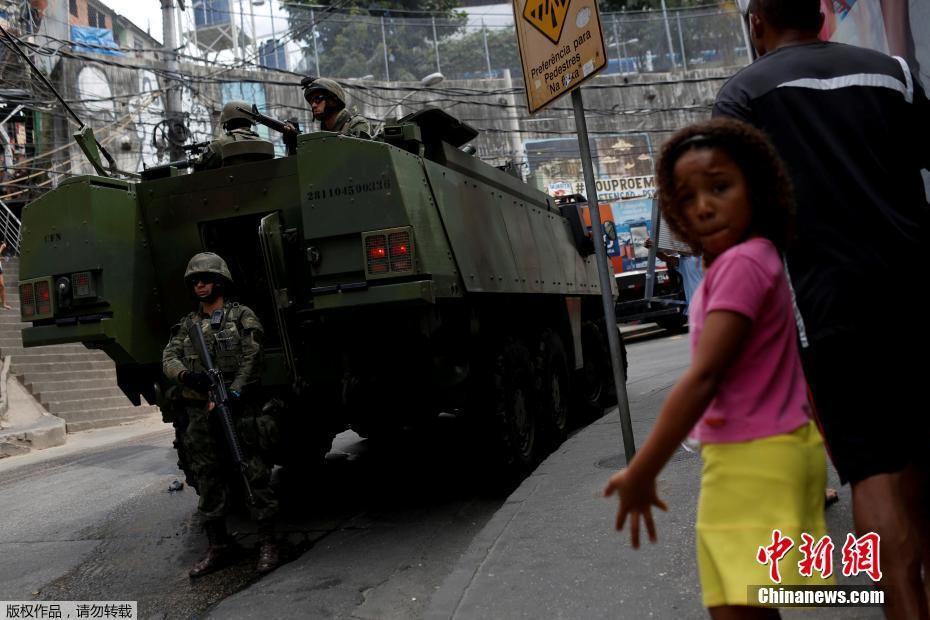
[512,0,607,113]
[523,0,571,45]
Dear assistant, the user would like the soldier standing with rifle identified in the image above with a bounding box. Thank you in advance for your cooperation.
[162,252,281,578]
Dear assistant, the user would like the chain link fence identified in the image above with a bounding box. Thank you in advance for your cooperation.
[284,4,749,82]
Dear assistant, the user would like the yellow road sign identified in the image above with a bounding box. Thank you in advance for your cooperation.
[523,0,571,44]
[513,0,607,113]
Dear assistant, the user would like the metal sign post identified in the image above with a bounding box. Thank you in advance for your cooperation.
[512,0,636,460]
[571,88,636,463]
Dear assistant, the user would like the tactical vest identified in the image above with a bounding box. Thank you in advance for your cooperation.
[181,303,249,380]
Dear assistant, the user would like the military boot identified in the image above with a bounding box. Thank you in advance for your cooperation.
[189,520,238,579]
[256,531,281,574]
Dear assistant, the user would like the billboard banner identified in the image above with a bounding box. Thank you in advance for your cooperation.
[819,0,929,90]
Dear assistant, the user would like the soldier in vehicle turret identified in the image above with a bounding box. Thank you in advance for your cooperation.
[162,252,281,578]
[193,100,265,171]
[286,77,371,141]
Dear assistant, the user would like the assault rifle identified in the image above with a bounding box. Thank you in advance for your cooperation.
[187,323,256,505]
[183,140,211,155]
[236,104,300,155]
[236,103,300,133]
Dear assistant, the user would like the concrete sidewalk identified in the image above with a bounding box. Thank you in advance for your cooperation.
[425,338,881,620]
[0,359,66,457]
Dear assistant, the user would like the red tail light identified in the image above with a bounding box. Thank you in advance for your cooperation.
[20,282,35,318]
[389,231,412,271]
[36,280,51,315]
[365,235,389,274]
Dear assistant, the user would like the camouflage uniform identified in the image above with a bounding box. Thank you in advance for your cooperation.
[193,100,266,171]
[162,302,278,525]
[302,77,372,139]
[330,108,372,139]
[193,128,263,171]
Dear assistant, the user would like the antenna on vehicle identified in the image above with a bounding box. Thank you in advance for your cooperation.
[0,24,120,178]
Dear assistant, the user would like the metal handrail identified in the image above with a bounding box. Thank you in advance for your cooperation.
[0,198,22,256]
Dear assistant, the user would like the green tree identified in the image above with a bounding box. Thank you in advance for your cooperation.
[287,0,467,81]
[598,0,707,12]
[439,27,521,80]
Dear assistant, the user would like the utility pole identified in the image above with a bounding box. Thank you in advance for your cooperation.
[269,0,278,67]
[310,8,320,75]
[249,1,259,59]
[161,0,186,161]
[502,69,524,173]
[659,0,677,70]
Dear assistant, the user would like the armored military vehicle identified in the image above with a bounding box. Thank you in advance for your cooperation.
[16,107,623,476]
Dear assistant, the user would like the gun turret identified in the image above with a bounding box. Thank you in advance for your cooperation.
[237,105,300,155]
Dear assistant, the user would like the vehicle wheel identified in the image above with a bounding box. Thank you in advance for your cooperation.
[656,314,687,332]
[574,320,623,422]
[275,397,334,485]
[535,329,571,447]
[478,336,541,476]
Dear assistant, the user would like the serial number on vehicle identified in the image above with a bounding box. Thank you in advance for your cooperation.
[305,178,392,202]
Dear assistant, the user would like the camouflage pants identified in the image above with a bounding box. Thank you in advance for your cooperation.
[180,400,279,524]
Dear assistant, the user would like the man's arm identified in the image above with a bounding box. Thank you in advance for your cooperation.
[162,319,190,383]
[712,78,755,124]
[913,79,930,171]
[230,308,263,393]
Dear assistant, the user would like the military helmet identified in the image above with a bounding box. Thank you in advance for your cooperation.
[303,77,347,109]
[219,100,254,127]
[184,252,234,287]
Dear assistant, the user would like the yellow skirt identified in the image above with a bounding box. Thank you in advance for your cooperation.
[697,420,835,608]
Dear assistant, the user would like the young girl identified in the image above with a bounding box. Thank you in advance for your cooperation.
[604,118,831,618]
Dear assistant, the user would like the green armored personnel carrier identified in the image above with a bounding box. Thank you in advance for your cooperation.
[17,108,623,474]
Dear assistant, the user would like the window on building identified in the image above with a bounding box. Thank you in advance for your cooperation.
[87,6,106,28]
[69,0,78,17]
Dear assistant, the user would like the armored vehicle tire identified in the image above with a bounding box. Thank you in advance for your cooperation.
[536,329,571,447]
[478,336,541,476]
[574,320,623,422]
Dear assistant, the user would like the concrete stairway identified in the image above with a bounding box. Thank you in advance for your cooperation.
[1,258,159,432]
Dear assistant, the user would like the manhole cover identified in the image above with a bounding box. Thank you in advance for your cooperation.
[595,445,698,470]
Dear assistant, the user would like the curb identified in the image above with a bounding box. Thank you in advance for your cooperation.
[0,355,10,420]
[0,358,67,457]
[426,411,618,620]
[618,322,663,338]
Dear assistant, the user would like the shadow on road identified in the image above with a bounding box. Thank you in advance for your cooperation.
[38,417,512,619]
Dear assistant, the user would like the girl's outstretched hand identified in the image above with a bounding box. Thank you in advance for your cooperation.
[604,469,668,548]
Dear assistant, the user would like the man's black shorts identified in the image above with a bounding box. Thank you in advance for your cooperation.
[801,329,930,485]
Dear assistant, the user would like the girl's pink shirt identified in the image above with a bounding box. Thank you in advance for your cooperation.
[688,237,811,444]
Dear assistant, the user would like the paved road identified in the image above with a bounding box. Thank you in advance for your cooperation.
[0,400,515,618]
[4,330,857,619]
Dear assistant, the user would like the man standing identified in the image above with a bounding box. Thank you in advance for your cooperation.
[163,252,281,578]
[713,1,929,617]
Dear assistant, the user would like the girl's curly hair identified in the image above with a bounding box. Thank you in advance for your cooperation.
[656,117,795,254]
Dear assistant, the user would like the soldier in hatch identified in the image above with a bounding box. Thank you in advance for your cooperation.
[162,252,281,578]
[284,77,371,142]
[193,100,263,171]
